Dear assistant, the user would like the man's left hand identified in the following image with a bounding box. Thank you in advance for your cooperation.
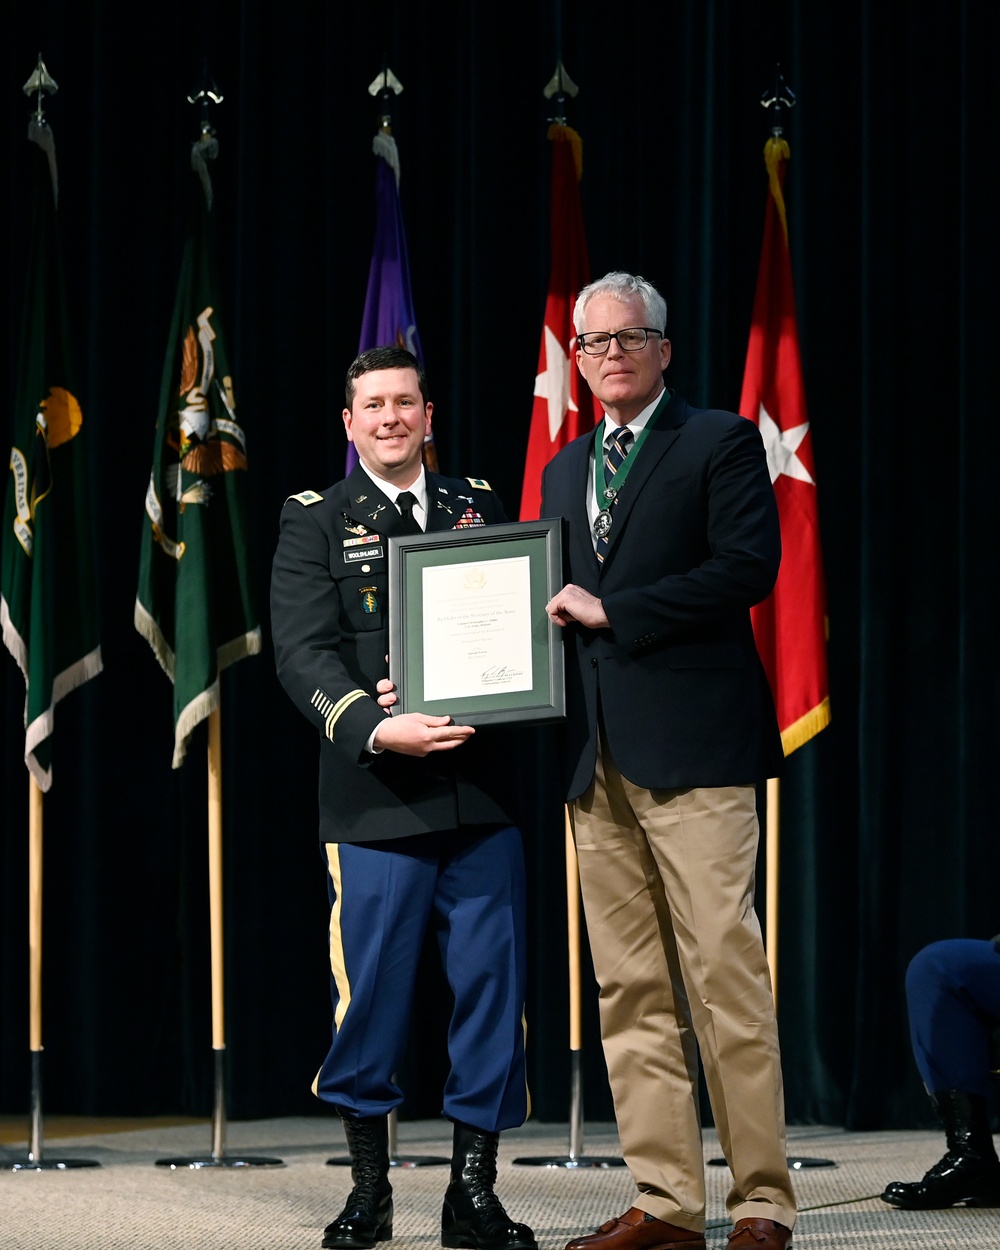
[545,584,610,630]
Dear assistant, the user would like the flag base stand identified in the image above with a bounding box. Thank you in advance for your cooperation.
[327,1109,449,1168]
[708,1156,836,1170]
[155,1050,284,1169]
[5,1051,102,1172]
[513,1052,625,1169]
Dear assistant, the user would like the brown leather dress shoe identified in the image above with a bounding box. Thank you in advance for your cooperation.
[565,1207,705,1250]
[726,1219,792,1249]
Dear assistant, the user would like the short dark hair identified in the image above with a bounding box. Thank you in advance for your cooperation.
[345,346,429,408]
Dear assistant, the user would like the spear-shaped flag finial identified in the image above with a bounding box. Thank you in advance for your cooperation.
[23,54,58,124]
[543,60,579,127]
[760,64,796,137]
[187,65,223,209]
[368,63,403,135]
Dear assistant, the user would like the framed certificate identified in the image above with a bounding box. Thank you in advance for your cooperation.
[387,518,565,726]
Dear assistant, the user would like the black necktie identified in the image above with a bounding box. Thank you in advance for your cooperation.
[396,491,422,534]
[596,428,633,562]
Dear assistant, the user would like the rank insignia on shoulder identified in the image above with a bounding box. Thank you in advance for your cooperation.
[359,586,378,614]
[465,477,492,490]
[288,489,323,506]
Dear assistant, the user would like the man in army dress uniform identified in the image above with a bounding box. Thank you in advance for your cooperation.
[270,346,535,1250]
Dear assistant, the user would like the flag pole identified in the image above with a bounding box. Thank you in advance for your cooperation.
[7,780,100,1171]
[4,56,101,1173]
[513,808,622,1168]
[142,72,277,1169]
[155,704,282,1169]
[326,65,447,1168]
[512,52,620,1165]
[766,776,780,1003]
[717,64,834,1172]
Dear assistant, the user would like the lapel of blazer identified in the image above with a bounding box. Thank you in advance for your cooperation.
[559,435,601,586]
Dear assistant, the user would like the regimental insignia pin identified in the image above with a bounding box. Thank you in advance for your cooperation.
[367,503,387,522]
[359,586,378,614]
[435,500,454,514]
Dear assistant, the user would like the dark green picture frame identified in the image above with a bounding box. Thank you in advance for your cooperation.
[387,518,565,726]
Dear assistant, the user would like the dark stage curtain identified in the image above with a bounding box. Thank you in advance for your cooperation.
[3,1,998,1132]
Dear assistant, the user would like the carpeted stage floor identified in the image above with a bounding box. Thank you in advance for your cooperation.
[1,1116,996,1249]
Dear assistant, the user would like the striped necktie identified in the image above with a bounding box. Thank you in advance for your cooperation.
[596,428,633,562]
[396,491,422,534]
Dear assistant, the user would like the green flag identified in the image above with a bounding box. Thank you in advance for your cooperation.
[1,115,102,792]
[135,131,260,767]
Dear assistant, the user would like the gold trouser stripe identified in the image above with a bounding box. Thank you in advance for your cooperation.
[324,843,351,1030]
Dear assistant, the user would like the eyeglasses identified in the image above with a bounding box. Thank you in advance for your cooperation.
[577,327,663,355]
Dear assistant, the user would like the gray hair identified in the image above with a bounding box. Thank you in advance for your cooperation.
[573,272,667,335]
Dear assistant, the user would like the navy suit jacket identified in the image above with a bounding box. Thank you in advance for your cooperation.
[540,390,784,799]
[270,465,513,843]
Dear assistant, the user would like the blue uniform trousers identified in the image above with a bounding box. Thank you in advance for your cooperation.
[314,824,528,1132]
[906,938,1000,1097]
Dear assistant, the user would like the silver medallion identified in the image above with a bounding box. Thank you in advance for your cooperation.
[594,510,613,539]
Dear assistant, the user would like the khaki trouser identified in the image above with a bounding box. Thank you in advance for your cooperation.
[571,734,796,1234]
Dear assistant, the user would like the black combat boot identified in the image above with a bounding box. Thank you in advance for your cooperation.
[882,1090,1000,1208]
[322,1112,393,1248]
[441,1121,537,1250]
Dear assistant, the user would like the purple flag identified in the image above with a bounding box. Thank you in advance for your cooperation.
[346,132,424,473]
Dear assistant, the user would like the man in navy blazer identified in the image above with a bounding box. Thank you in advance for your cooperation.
[541,273,796,1250]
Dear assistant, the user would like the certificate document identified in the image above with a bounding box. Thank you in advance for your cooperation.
[421,554,533,701]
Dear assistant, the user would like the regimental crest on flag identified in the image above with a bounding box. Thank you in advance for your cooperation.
[143,305,249,563]
[1,114,103,791]
[134,132,260,768]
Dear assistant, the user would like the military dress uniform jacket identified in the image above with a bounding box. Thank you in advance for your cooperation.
[540,390,785,800]
[271,465,513,844]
